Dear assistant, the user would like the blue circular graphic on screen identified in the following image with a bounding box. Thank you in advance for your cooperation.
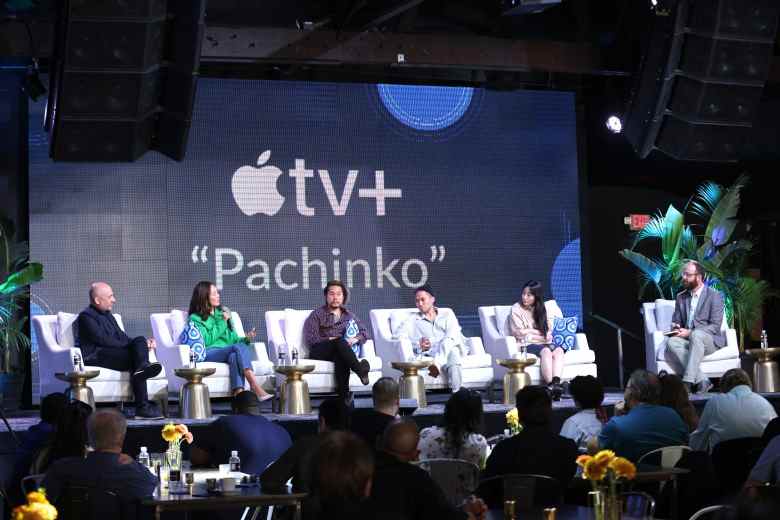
[551,239,582,323]
[377,84,474,131]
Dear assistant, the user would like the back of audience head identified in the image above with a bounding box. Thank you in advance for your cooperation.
[232,390,261,415]
[88,409,127,451]
[720,368,752,393]
[314,431,374,512]
[50,400,93,461]
[382,419,420,462]
[658,372,698,430]
[40,392,67,424]
[319,397,351,433]
[443,389,484,457]
[372,377,400,414]
[625,369,660,406]
[515,385,552,427]
[569,376,604,410]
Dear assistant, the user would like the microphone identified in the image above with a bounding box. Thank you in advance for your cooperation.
[220,305,233,329]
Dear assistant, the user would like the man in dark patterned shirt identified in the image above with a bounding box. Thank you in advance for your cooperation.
[303,280,371,402]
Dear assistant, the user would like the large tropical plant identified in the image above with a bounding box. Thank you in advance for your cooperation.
[619,175,773,351]
[0,214,43,373]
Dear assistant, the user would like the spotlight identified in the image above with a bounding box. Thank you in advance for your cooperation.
[606,115,623,134]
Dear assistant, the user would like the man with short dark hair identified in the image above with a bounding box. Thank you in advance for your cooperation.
[42,409,156,502]
[303,280,371,402]
[77,282,162,418]
[191,391,292,473]
[484,386,578,492]
[690,369,777,453]
[598,369,688,462]
[261,397,351,493]
[350,377,399,450]
[396,285,466,391]
[665,261,726,393]
[370,419,487,519]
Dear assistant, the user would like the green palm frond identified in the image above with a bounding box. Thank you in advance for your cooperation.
[704,174,748,247]
[732,277,775,348]
[708,240,753,270]
[688,181,723,221]
[660,205,685,266]
[618,250,666,297]
[631,211,667,248]
[680,226,699,258]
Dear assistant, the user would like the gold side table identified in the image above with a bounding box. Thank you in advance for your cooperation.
[391,359,433,408]
[745,348,780,393]
[174,367,216,419]
[498,358,537,405]
[55,370,101,409]
[275,365,315,415]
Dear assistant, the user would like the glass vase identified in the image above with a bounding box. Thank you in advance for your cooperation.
[605,493,622,520]
[165,443,182,471]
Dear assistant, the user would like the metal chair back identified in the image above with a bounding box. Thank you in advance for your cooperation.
[688,504,732,520]
[621,491,656,519]
[637,445,692,468]
[475,473,562,510]
[417,458,480,507]
[21,474,46,496]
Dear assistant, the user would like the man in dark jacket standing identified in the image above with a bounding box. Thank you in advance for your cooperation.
[77,282,162,418]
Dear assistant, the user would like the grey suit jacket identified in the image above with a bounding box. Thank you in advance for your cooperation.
[672,285,726,348]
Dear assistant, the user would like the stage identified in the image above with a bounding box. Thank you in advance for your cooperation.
[3,390,780,456]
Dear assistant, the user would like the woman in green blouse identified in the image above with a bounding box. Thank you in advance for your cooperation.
[188,281,272,400]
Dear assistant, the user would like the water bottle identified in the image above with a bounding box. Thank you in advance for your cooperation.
[761,330,769,350]
[291,348,299,365]
[73,353,84,372]
[138,446,150,468]
[189,349,197,368]
[229,450,241,472]
[278,351,287,366]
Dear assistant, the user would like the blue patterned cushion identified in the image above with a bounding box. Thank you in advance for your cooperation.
[343,319,362,357]
[551,316,578,351]
[178,322,206,362]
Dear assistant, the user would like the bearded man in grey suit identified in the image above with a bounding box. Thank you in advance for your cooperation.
[665,261,726,394]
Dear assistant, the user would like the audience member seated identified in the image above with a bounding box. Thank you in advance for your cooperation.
[191,391,291,473]
[508,281,565,399]
[560,375,607,451]
[311,431,376,520]
[370,419,487,520]
[31,400,93,474]
[659,372,700,432]
[484,386,578,492]
[598,369,688,462]
[261,397,350,493]
[762,417,780,446]
[731,485,780,520]
[78,282,163,418]
[690,369,777,453]
[745,434,780,487]
[351,377,399,450]
[188,281,272,399]
[42,409,156,503]
[395,284,467,391]
[418,388,488,468]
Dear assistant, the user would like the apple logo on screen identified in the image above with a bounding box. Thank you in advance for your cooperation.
[231,150,285,216]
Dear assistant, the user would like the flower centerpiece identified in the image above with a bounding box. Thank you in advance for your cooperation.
[505,408,522,435]
[576,450,636,520]
[12,488,57,520]
[161,422,194,470]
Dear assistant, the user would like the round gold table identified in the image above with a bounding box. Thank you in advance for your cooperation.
[498,357,537,405]
[745,348,780,393]
[275,365,315,415]
[55,370,101,409]
[174,367,216,419]
[391,359,433,408]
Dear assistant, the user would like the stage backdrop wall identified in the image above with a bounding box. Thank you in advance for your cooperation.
[29,79,581,375]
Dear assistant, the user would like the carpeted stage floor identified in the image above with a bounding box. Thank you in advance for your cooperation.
[3,390,780,457]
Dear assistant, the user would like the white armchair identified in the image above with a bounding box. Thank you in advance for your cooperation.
[150,310,274,397]
[31,313,168,406]
[641,299,740,378]
[478,303,597,383]
[369,308,493,390]
[264,309,383,394]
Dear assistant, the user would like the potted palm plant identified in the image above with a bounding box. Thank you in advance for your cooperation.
[0,214,43,409]
[619,175,774,351]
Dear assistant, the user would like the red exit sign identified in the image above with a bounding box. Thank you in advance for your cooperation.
[624,214,651,231]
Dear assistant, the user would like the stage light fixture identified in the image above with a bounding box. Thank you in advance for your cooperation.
[606,115,623,134]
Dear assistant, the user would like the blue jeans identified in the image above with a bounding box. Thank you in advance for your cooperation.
[204,343,253,391]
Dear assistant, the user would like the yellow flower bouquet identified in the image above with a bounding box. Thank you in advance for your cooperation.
[576,450,636,520]
[161,423,194,469]
[505,408,522,435]
[12,489,57,520]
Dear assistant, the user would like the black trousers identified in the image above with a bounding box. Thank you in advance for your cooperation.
[89,336,150,406]
[309,339,362,398]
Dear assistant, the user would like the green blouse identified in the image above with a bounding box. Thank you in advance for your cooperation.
[189,309,248,349]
